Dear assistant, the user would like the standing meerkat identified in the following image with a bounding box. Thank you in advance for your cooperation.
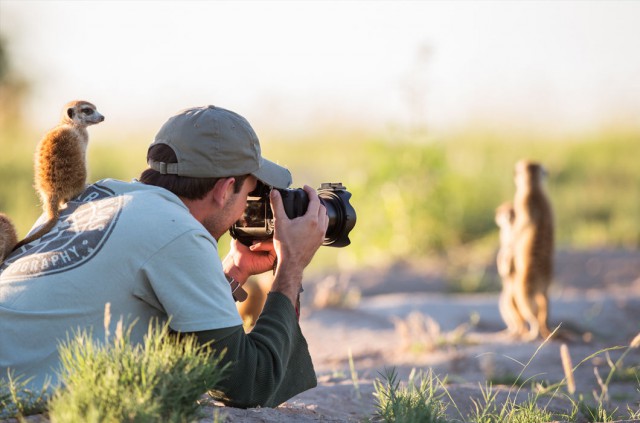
[495,201,526,337]
[0,213,18,262]
[236,278,268,330]
[511,159,554,341]
[12,100,104,251]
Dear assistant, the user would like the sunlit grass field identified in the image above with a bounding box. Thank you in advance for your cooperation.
[1,125,638,275]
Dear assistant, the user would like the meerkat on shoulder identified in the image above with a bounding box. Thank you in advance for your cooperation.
[12,100,104,251]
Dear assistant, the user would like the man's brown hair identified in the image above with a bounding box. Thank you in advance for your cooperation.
[140,144,248,200]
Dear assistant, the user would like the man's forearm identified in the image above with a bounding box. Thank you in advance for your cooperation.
[270,262,304,306]
[189,292,316,408]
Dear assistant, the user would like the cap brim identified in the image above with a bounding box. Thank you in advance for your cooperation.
[252,158,292,189]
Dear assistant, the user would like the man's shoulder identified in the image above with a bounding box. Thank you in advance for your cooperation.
[0,180,207,281]
[98,180,211,244]
[91,179,185,209]
[93,179,175,197]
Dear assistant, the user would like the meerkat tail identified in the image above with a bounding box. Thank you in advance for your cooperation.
[12,216,59,251]
[12,198,61,252]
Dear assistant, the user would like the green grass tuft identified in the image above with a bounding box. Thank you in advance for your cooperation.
[373,368,449,423]
[47,320,229,423]
[0,371,49,420]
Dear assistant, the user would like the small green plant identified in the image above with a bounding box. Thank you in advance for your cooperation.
[628,402,640,420]
[609,364,640,383]
[467,329,576,422]
[373,367,449,423]
[348,348,362,400]
[581,333,640,421]
[469,383,559,423]
[507,396,557,423]
[48,318,229,423]
[576,396,622,423]
[0,371,49,420]
[543,334,640,422]
[594,334,640,403]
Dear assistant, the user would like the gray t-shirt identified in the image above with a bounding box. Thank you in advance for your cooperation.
[0,179,242,388]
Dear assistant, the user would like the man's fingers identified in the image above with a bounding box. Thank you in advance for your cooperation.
[303,185,328,229]
[302,185,322,216]
[269,188,286,219]
[318,204,329,232]
[249,239,274,252]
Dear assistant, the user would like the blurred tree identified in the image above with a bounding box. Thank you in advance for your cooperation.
[0,33,29,127]
[0,36,8,78]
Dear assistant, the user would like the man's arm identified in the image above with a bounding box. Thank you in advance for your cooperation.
[199,185,326,407]
[187,291,316,408]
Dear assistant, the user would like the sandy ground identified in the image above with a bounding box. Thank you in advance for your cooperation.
[208,249,640,422]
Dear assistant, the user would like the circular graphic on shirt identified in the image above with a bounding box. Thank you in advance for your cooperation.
[0,184,123,280]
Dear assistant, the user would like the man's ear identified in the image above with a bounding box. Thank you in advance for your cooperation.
[208,177,236,207]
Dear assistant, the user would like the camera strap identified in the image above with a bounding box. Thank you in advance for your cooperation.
[226,275,248,302]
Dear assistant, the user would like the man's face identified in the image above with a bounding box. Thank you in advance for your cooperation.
[227,175,258,226]
[204,175,258,240]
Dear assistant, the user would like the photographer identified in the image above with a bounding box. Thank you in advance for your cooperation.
[0,106,327,407]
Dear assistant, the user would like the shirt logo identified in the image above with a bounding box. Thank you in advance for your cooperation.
[0,184,123,280]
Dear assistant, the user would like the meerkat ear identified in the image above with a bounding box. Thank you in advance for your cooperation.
[67,108,75,119]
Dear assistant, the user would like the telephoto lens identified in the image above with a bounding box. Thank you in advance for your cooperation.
[230,182,356,247]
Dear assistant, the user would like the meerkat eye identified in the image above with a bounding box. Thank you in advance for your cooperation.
[81,108,94,115]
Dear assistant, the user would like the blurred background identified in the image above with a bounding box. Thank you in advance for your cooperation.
[1,1,638,288]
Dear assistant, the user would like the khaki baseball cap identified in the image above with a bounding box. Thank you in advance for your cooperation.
[148,105,291,189]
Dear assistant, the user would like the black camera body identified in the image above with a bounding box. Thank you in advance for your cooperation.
[230,182,356,248]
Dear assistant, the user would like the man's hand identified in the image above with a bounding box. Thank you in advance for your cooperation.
[269,185,328,305]
[223,239,277,284]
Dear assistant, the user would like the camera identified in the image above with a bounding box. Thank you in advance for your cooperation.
[229,182,356,248]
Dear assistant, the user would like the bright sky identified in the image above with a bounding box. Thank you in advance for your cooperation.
[1,0,639,137]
